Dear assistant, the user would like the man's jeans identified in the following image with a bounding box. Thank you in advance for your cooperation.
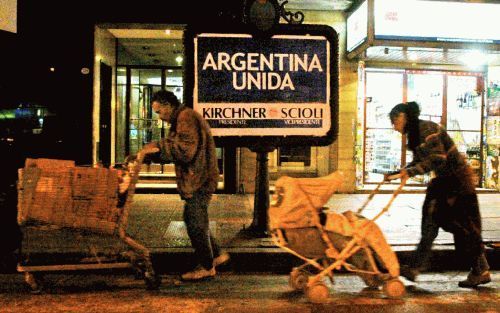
[184,191,220,270]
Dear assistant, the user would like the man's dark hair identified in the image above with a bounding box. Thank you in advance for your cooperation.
[151,90,181,108]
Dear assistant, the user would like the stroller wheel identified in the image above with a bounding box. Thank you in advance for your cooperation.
[24,272,43,294]
[305,281,329,303]
[144,271,161,290]
[383,279,405,298]
[289,268,309,291]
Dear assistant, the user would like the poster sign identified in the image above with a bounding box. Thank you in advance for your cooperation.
[194,33,331,137]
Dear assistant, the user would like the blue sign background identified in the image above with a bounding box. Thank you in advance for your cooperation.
[196,36,328,103]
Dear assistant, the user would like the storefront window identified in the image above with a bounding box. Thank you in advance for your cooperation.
[114,65,224,186]
[407,72,443,123]
[129,68,163,160]
[278,146,311,167]
[116,67,127,163]
[362,69,484,186]
[364,71,403,183]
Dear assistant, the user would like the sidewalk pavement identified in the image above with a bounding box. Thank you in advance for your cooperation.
[19,192,499,274]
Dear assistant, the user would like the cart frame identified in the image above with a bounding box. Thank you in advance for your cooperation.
[16,150,160,293]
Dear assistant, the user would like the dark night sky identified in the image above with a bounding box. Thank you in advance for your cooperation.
[0,0,249,164]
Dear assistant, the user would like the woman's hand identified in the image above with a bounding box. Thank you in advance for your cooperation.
[384,169,409,181]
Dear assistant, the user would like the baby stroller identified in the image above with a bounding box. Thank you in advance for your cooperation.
[269,172,406,303]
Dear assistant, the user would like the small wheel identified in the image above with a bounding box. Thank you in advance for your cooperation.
[359,273,384,288]
[305,281,330,303]
[24,272,42,294]
[383,279,405,298]
[289,268,309,291]
[132,260,147,280]
[144,271,161,290]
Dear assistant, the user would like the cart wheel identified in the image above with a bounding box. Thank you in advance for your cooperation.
[289,268,309,291]
[359,273,384,288]
[305,281,329,303]
[132,260,147,280]
[383,278,405,298]
[144,271,161,290]
[24,272,43,294]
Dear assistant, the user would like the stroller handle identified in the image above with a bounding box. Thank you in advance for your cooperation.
[356,178,407,215]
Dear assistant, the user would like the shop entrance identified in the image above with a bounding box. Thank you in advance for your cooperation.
[362,69,484,186]
[115,66,226,187]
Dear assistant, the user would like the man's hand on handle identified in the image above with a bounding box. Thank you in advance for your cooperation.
[137,145,160,163]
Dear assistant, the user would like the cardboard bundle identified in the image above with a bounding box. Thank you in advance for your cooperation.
[18,158,123,234]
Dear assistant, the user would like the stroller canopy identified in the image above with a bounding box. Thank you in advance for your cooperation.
[269,171,344,230]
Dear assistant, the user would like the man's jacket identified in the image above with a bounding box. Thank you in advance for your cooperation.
[153,106,219,199]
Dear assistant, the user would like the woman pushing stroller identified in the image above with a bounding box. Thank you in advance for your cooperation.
[385,101,490,288]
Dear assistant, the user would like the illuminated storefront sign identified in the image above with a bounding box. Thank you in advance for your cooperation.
[194,33,331,137]
[374,0,500,44]
[347,0,368,52]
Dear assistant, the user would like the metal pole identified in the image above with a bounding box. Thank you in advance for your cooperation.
[246,145,275,237]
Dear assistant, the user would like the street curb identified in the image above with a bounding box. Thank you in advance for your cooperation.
[4,246,497,275]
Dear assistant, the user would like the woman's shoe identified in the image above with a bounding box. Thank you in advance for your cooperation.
[458,271,491,288]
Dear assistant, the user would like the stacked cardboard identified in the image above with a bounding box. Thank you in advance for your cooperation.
[18,158,123,234]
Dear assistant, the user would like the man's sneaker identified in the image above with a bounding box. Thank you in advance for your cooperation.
[458,271,491,288]
[213,252,230,268]
[400,265,419,282]
[181,265,216,281]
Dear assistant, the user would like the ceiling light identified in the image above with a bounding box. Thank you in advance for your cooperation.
[167,69,173,73]
[175,56,183,64]
[165,29,171,35]
[408,54,418,61]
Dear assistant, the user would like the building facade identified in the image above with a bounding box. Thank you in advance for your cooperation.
[10,0,499,193]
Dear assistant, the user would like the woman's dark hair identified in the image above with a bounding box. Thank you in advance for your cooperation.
[389,101,421,151]
[151,90,181,108]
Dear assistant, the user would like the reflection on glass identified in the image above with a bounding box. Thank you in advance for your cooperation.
[364,129,402,183]
[447,75,482,131]
[129,69,163,160]
[364,71,403,183]
[366,72,404,129]
[166,69,183,100]
[116,67,127,163]
[407,73,443,123]
[448,131,480,156]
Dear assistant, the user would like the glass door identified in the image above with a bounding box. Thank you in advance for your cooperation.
[364,71,404,183]
[115,66,227,188]
[129,69,163,167]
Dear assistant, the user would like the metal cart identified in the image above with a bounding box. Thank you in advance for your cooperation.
[16,151,160,293]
